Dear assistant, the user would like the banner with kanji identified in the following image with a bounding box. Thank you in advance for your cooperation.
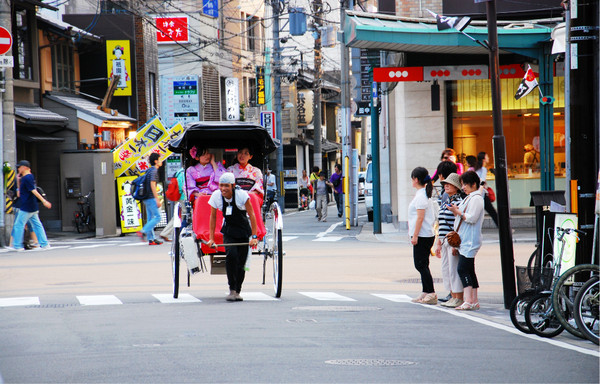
[113,117,184,177]
[117,176,143,233]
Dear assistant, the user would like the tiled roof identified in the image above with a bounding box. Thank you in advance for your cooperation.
[14,104,68,125]
[36,13,102,42]
[45,94,137,122]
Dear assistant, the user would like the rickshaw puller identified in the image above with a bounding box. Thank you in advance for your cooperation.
[207,173,259,301]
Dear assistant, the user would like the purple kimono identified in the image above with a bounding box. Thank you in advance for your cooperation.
[186,162,226,197]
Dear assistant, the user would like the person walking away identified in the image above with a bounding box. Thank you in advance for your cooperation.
[138,153,164,245]
[298,169,310,209]
[9,160,51,251]
[448,171,485,310]
[207,173,258,302]
[309,166,320,216]
[474,151,498,227]
[265,168,277,208]
[312,172,331,222]
[408,167,437,304]
[330,164,344,218]
[436,173,464,308]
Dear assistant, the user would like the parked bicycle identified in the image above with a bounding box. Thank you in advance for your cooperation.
[574,275,599,344]
[73,190,95,233]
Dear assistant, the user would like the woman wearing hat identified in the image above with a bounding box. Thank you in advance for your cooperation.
[435,173,464,308]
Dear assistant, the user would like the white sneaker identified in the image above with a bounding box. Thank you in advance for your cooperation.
[5,246,25,252]
[40,245,52,251]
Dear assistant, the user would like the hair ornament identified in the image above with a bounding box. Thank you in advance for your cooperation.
[189,146,198,159]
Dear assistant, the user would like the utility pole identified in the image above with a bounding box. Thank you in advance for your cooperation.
[312,0,323,170]
[0,1,13,247]
[483,0,516,308]
[272,0,285,211]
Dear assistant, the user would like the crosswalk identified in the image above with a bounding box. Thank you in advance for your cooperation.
[0,292,413,308]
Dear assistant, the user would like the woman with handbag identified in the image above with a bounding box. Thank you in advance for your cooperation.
[408,167,437,305]
[448,171,485,310]
[474,151,498,227]
[436,173,464,308]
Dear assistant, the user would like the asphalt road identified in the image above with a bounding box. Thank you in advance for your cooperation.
[0,204,598,383]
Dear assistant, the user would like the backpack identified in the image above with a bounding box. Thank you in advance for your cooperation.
[166,169,185,202]
[131,171,150,200]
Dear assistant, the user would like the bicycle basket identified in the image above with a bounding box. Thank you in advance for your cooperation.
[516,266,554,295]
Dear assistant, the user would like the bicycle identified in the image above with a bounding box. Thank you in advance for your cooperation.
[524,227,587,338]
[574,275,599,344]
[73,190,95,233]
[509,265,553,334]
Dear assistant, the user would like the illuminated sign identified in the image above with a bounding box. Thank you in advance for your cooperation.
[156,16,189,44]
[256,66,266,105]
[106,40,132,96]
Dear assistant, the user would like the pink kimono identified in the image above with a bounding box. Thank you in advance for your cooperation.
[186,162,227,198]
[227,163,264,197]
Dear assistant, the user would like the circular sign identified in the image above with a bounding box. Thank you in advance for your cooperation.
[0,27,12,55]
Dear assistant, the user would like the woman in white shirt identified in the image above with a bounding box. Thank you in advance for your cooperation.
[475,152,498,227]
[448,171,485,310]
[408,167,437,305]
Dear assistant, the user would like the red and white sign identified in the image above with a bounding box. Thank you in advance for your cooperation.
[373,67,423,82]
[0,27,12,55]
[423,65,488,81]
[156,17,189,44]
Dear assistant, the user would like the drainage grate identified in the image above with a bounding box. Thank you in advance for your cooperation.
[325,359,416,366]
[292,306,382,312]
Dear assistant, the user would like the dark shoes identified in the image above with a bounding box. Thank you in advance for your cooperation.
[149,239,163,245]
[439,293,452,303]
[160,235,172,242]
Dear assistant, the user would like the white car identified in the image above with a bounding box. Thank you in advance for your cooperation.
[358,171,366,200]
[364,162,373,222]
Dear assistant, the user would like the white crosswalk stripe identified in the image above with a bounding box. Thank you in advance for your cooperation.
[239,292,279,301]
[77,295,123,306]
[371,293,412,302]
[153,293,201,303]
[312,236,345,242]
[298,292,356,301]
[0,297,40,307]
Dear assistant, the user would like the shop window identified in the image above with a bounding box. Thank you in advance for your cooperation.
[51,43,74,91]
[13,9,33,81]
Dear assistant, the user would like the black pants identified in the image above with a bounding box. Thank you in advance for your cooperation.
[223,235,249,293]
[484,194,498,227]
[413,236,436,293]
[457,254,479,289]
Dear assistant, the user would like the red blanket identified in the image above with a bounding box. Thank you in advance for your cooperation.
[192,193,266,254]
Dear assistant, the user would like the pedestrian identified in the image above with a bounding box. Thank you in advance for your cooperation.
[448,170,485,310]
[330,164,344,217]
[436,173,464,308]
[298,169,310,210]
[408,167,437,305]
[137,153,164,245]
[207,172,258,302]
[265,168,277,208]
[309,166,320,217]
[465,155,477,171]
[7,171,39,249]
[312,171,331,222]
[474,151,498,227]
[9,160,51,251]
[432,148,463,181]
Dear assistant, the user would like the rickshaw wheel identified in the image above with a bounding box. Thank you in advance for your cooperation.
[171,226,181,298]
[264,202,283,298]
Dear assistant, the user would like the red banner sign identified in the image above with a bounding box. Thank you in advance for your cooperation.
[373,67,424,82]
[156,17,189,44]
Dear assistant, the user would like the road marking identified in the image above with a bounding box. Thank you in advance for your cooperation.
[299,292,356,301]
[316,222,343,238]
[70,244,113,249]
[0,297,40,307]
[120,243,148,247]
[313,236,345,242]
[77,295,123,306]
[281,236,298,242]
[153,293,200,303]
[425,304,600,357]
[371,294,412,302]
[240,292,279,301]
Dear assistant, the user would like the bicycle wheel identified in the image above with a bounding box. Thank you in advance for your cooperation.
[87,214,96,232]
[552,264,599,339]
[74,213,84,233]
[574,276,599,345]
[171,226,181,299]
[525,292,564,338]
[510,293,535,334]
[264,202,283,298]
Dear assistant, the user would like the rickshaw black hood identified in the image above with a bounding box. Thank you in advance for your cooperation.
[168,122,278,159]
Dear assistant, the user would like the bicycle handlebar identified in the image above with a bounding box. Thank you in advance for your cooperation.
[556,227,586,236]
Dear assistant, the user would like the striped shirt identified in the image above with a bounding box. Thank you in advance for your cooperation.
[437,193,463,237]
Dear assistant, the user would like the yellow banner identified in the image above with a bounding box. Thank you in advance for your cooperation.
[113,118,183,177]
[117,176,143,233]
[106,40,132,96]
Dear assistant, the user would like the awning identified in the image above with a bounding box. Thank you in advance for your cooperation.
[292,137,342,153]
[45,94,137,128]
[17,129,66,143]
[344,11,555,59]
[15,104,68,126]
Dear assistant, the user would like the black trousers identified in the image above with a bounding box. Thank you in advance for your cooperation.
[484,194,498,227]
[413,236,436,293]
[223,234,249,293]
[457,254,479,289]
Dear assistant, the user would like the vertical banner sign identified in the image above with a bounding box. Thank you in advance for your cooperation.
[113,117,184,177]
[260,111,276,139]
[155,16,189,44]
[297,90,314,127]
[106,40,132,96]
[225,77,239,121]
[202,0,219,18]
[160,75,200,127]
[117,176,143,233]
[256,66,266,105]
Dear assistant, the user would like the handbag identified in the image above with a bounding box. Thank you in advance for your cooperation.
[486,186,496,202]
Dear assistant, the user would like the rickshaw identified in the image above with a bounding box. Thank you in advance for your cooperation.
[167,121,284,299]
